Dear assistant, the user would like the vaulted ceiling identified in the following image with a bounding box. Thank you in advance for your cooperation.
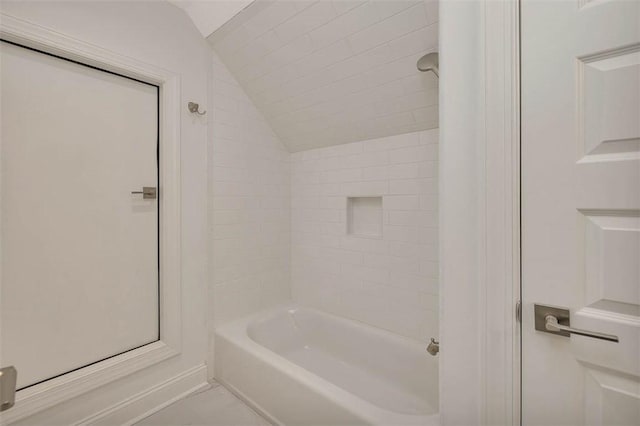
[169,0,254,37]
[208,0,439,152]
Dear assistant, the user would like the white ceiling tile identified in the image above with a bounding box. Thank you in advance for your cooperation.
[246,64,299,94]
[287,86,325,111]
[348,3,427,54]
[375,89,438,116]
[242,1,304,39]
[332,0,367,16]
[243,30,284,62]
[379,111,415,130]
[326,44,391,81]
[412,105,439,123]
[225,30,283,70]
[210,0,439,152]
[264,98,292,118]
[215,24,254,57]
[322,73,371,99]
[401,73,439,95]
[309,1,381,50]
[263,34,315,71]
[364,54,421,87]
[374,79,407,101]
[293,40,352,77]
[423,0,439,25]
[373,0,422,20]
[274,1,337,44]
[387,24,438,61]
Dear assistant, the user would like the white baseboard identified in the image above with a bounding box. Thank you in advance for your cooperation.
[215,378,280,426]
[76,364,209,426]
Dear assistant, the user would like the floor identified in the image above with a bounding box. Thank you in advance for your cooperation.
[137,381,270,426]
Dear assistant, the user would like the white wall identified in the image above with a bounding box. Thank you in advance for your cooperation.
[439,0,485,424]
[208,52,291,372]
[169,0,253,38]
[290,129,439,342]
[0,1,210,423]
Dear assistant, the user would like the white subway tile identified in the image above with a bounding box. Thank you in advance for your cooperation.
[388,241,422,260]
[211,53,291,327]
[383,195,420,210]
[340,180,388,196]
[418,227,438,245]
[341,235,388,254]
[361,252,391,270]
[388,210,428,227]
[361,165,389,181]
[389,179,423,195]
[363,132,422,151]
[288,131,439,339]
[420,193,438,211]
[420,260,439,279]
[323,168,363,183]
[420,128,439,145]
[384,225,421,243]
[387,162,421,179]
[320,196,347,209]
[342,264,389,285]
[389,145,434,164]
[343,150,389,168]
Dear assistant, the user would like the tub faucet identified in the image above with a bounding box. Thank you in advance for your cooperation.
[427,338,439,356]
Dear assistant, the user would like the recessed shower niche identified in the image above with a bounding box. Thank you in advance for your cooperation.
[347,196,383,238]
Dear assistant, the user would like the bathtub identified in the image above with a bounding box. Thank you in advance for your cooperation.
[214,305,439,425]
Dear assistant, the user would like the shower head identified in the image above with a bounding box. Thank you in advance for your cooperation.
[417,52,439,77]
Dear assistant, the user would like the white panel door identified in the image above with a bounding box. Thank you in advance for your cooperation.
[522,0,639,425]
[0,41,159,389]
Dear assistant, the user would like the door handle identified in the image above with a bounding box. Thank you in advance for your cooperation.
[534,304,619,343]
[0,366,17,412]
[131,186,157,199]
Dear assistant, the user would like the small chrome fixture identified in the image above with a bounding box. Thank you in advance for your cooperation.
[0,366,17,412]
[534,304,619,343]
[187,101,206,115]
[427,338,439,356]
[131,186,157,200]
[417,52,439,77]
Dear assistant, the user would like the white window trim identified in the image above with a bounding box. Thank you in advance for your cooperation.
[0,13,182,423]
[439,1,520,425]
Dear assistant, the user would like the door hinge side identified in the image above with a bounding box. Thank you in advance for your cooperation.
[516,300,522,323]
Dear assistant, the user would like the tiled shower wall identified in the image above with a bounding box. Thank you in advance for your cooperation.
[290,129,439,342]
[209,52,291,331]
[210,50,438,344]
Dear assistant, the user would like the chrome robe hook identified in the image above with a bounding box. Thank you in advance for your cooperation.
[187,102,206,115]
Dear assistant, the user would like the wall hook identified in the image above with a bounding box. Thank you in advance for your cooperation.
[187,102,206,115]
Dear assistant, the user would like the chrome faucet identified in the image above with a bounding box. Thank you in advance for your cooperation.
[427,338,439,356]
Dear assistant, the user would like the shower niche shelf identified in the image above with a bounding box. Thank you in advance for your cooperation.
[347,196,383,238]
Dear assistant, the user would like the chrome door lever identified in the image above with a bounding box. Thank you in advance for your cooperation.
[534,304,619,343]
[0,366,17,412]
[131,187,157,199]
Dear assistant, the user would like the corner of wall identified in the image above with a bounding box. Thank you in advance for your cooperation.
[208,49,292,374]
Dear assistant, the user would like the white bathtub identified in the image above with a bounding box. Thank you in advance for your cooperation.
[214,305,439,425]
